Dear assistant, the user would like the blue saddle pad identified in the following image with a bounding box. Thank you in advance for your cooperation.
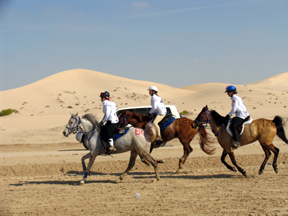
[160,117,175,131]
[100,127,130,142]
[114,128,130,141]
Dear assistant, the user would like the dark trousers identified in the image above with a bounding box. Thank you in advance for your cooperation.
[103,121,118,141]
[230,117,244,142]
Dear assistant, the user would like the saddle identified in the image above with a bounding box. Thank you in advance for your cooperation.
[154,114,175,132]
[100,127,130,143]
[226,116,253,136]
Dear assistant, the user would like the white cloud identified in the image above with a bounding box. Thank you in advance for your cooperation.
[132,2,150,9]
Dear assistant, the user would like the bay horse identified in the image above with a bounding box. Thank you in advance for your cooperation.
[192,105,288,176]
[62,113,160,184]
[118,110,215,173]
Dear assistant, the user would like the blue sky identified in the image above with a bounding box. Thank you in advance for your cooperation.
[0,0,287,91]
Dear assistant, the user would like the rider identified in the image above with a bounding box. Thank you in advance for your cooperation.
[225,85,250,148]
[99,91,119,152]
[148,86,167,142]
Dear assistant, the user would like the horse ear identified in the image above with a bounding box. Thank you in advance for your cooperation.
[75,112,78,116]
[205,105,208,110]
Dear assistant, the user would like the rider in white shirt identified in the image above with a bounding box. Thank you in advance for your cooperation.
[225,85,250,148]
[100,91,119,152]
[148,86,167,142]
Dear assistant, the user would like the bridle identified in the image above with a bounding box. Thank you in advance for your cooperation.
[196,109,225,137]
[66,116,81,134]
[195,109,211,126]
[119,114,127,127]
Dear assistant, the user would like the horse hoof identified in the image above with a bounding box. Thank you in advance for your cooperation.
[156,175,160,181]
[175,169,180,174]
[243,171,247,177]
[157,159,164,163]
[232,167,237,172]
[119,174,126,180]
[274,168,278,174]
[79,180,85,185]
[259,170,263,175]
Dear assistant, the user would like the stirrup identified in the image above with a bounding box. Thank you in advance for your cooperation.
[109,146,117,152]
[231,141,241,148]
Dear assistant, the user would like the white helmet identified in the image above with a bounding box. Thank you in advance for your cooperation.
[148,86,158,92]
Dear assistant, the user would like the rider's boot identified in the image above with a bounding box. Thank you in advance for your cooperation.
[108,138,117,152]
[231,130,241,149]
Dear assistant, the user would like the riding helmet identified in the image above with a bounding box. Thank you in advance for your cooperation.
[148,86,158,93]
[100,91,110,98]
[225,85,236,93]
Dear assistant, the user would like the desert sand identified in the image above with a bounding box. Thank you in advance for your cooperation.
[0,69,288,215]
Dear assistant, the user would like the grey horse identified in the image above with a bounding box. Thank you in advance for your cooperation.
[62,113,160,184]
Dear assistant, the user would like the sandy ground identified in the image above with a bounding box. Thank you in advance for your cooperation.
[1,70,288,215]
[1,133,288,216]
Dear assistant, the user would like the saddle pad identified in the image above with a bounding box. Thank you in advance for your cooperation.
[114,128,130,141]
[160,117,175,131]
[227,118,253,136]
[100,127,130,142]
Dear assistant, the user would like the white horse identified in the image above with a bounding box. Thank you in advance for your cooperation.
[62,113,160,184]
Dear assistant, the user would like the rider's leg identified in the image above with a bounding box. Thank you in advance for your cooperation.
[105,121,118,151]
[230,117,244,147]
[152,114,165,141]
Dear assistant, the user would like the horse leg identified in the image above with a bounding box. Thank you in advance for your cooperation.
[120,150,138,180]
[259,145,271,175]
[81,153,91,173]
[139,141,164,165]
[139,155,150,166]
[175,141,193,174]
[267,144,280,174]
[221,150,237,172]
[141,154,160,181]
[80,153,97,185]
[228,152,247,177]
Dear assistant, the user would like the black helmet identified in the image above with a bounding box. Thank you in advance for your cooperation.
[99,91,110,98]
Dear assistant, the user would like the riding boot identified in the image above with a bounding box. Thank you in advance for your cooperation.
[108,138,117,152]
[231,130,241,148]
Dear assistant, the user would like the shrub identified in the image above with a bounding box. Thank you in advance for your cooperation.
[0,108,19,116]
[180,110,189,116]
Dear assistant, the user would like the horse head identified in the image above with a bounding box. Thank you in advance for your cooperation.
[63,112,80,137]
[194,105,211,127]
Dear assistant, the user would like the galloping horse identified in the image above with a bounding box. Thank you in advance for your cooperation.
[192,105,288,176]
[62,113,160,184]
[118,110,215,173]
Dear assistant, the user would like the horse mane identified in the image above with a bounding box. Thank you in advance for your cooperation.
[211,110,226,126]
[82,113,99,130]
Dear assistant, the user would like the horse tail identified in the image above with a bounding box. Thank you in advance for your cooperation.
[198,126,215,155]
[145,122,157,142]
[273,116,288,144]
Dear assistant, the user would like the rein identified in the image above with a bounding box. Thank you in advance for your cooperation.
[67,116,96,140]
[197,109,224,137]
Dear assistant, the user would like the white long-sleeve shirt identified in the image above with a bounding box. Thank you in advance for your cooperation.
[101,100,119,123]
[149,94,167,115]
[228,94,249,119]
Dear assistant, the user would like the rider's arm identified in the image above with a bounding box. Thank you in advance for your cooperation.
[228,97,238,116]
[101,105,111,123]
[149,98,158,114]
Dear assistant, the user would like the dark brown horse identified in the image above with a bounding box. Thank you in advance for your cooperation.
[118,110,215,173]
[192,105,288,176]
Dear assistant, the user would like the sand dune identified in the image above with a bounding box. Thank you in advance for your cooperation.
[0,69,287,144]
